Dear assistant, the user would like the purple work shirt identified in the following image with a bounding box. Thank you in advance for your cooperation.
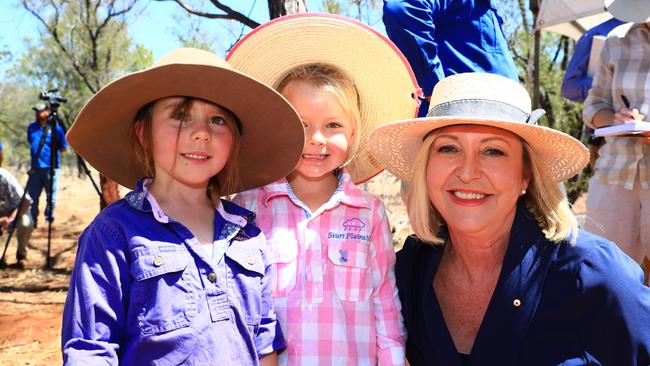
[62,179,284,365]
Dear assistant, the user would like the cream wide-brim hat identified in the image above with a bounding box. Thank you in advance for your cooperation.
[226,13,420,183]
[67,48,304,195]
[368,73,589,182]
[605,0,650,23]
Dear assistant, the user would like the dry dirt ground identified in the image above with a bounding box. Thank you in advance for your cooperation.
[0,169,586,365]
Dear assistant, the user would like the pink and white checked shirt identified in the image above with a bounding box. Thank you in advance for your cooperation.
[234,170,406,366]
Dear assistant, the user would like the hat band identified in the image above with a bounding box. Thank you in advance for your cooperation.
[426,99,545,125]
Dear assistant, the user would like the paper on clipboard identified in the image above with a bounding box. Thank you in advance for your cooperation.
[587,36,606,77]
[594,121,650,137]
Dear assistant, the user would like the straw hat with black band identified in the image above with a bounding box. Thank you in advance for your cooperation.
[605,0,650,24]
[66,47,305,196]
[226,13,420,184]
[368,72,589,182]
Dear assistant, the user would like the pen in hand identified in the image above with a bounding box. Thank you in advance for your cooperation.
[621,94,631,109]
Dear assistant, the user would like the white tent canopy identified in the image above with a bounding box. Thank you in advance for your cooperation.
[535,0,613,40]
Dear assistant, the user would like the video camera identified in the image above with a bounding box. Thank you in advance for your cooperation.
[39,89,67,110]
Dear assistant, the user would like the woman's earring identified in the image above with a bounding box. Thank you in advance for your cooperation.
[521,189,526,195]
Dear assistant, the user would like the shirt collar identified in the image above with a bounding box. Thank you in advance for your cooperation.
[261,169,370,209]
[125,177,255,228]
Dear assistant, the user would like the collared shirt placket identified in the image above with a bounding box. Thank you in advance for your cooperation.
[301,216,324,304]
[160,215,239,324]
[209,221,244,322]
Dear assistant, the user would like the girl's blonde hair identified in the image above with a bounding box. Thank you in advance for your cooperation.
[407,129,578,245]
[130,97,242,207]
[276,63,362,167]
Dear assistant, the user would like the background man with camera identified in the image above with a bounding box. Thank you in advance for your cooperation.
[0,167,34,269]
[26,103,67,227]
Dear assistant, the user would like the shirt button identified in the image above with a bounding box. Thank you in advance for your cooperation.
[207,272,217,283]
[247,256,256,265]
[153,256,164,267]
[513,298,522,308]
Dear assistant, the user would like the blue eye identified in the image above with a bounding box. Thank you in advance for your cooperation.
[484,148,505,156]
[209,116,226,125]
[326,122,343,128]
[437,145,458,153]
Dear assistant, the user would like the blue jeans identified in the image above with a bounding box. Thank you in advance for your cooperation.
[27,168,60,223]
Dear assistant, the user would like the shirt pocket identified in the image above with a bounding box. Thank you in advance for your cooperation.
[477,7,504,53]
[130,245,194,336]
[266,238,299,298]
[327,241,372,302]
[225,238,266,328]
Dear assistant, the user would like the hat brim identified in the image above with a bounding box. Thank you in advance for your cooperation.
[606,0,650,23]
[67,61,304,195]
[227,13,419,183]
[368,116,589,182]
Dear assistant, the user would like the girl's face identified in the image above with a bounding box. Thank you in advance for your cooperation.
[137,97,235,189]
[425,125,529,237]
[282,81,356,182]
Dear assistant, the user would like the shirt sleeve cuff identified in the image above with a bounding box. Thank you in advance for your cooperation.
[378,346,407,366]
[255,318,286,358]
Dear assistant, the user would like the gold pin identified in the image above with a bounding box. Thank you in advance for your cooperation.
[207,272,217,283]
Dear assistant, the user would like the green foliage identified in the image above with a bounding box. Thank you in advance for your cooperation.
[0,0,153,168]
[505,3,591,201]
[318,0,382,25]
[169,11,223,54]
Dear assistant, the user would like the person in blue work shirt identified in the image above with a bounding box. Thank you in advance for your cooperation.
[382,0,519,117]
[561,18,625,103]
[26,103,67,227]
[561,17,625,171]
[61,48,305,365]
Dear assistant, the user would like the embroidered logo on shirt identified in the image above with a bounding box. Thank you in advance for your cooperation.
[327,218,370,241]
[233,230,251,242]
[342,218,365,231]
[338,249,349,263]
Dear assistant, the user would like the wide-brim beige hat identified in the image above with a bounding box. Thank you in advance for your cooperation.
[67,47,304,195]
[368,73,589,182]
[605,0,650,23]
[226,13,420,183]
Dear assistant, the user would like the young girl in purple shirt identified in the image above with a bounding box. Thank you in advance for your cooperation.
[61,48,304,365]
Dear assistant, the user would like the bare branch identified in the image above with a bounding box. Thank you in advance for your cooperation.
[156,0,260,28]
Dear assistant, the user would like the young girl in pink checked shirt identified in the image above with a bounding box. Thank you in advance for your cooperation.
[227,14,420,366]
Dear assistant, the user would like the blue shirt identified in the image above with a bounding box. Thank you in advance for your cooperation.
[62,179,284,365]
[383,0,519,117]
[561,18,626,103]
[26,120,67,169]
[396,201,650,365]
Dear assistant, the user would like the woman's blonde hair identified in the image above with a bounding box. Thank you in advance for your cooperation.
[407,129,578,245]
[276,63,362,167]
[130,97,242,207]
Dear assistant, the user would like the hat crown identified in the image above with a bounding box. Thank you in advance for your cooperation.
[152,47,232,70]
[33,103,48,112]
[428,73,532,115]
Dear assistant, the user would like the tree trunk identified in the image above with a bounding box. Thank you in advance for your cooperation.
[267,0,308,19]
[100,174,121,209]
